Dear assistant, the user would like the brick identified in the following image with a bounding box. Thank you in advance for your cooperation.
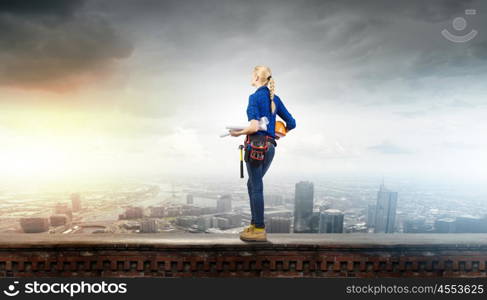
[2,236,487,277]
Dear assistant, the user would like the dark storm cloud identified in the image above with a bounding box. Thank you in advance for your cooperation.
[102,0,487,81]
[471,39,487,60]
[323,0,475,22]
[2,0,487,98]
[0,0,82,16]
[98,0,475,24]
[0,0,133,91]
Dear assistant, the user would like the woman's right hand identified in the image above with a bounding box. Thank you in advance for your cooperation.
[229,130,242,137]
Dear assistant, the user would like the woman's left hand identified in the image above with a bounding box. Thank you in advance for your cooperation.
[229,130,241,137]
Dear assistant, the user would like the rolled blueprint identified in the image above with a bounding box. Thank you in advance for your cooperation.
[220,116,269,137]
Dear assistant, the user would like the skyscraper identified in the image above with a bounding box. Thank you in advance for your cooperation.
[434,217,456,233]
[309,211,321,233]
[293,181,314,233]
[20,217,50,233]
[319,209,344,233]
[374,184,397,233]
[367,204,376,228]
[71,193,81,212]
[186,194,194,205]
[140,219,158,233]
[454,216,487,233]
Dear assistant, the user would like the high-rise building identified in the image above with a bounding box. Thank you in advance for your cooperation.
[20,217,50,233]
[434,217,456,233]
[217,194,232,213]
[319,209,344,233]
[374,184,397,233]
[186,194,194,205]
[293,181,314,233]
[70,193,81,212]
[454,216,487,233]
[268,217,291,233]
[140,219,158,233]
[367,204,376,228]
[309,211,321,233]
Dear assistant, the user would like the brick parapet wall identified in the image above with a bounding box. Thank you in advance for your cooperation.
[1,233,486,277]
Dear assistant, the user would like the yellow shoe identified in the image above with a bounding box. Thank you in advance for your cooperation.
[240,224,255,234]
[239,227,267,242]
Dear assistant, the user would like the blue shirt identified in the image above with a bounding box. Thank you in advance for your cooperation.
[246,85,296,138]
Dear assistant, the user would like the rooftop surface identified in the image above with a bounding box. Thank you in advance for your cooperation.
[1,233,487,249]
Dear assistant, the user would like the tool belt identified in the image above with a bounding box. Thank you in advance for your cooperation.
[244,134,276,166]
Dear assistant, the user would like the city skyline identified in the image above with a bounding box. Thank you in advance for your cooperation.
[3,175,487,236]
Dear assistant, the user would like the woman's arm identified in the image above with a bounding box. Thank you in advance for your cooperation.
[276,97,296,131]
[230,119,259,137]
[231,94,261,137]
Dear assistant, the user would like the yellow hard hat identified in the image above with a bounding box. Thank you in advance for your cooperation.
[275,120,287,138]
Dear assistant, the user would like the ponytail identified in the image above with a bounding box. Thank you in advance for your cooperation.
[267,77,276,114]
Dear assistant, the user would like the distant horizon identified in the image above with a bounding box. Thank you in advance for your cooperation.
[1,171,486,197]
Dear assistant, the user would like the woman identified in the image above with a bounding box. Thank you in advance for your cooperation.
[229,65,296,242]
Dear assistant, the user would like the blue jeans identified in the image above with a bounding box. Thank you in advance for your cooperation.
[246,143,275,228]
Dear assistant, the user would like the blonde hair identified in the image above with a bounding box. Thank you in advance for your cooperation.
[253,65,276,114]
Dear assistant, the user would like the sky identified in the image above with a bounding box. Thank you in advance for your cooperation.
[0,0,486,186]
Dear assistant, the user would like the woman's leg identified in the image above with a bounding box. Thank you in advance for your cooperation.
[248,144,276,229]
[245,163,256,225]
[248,163,264,228]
